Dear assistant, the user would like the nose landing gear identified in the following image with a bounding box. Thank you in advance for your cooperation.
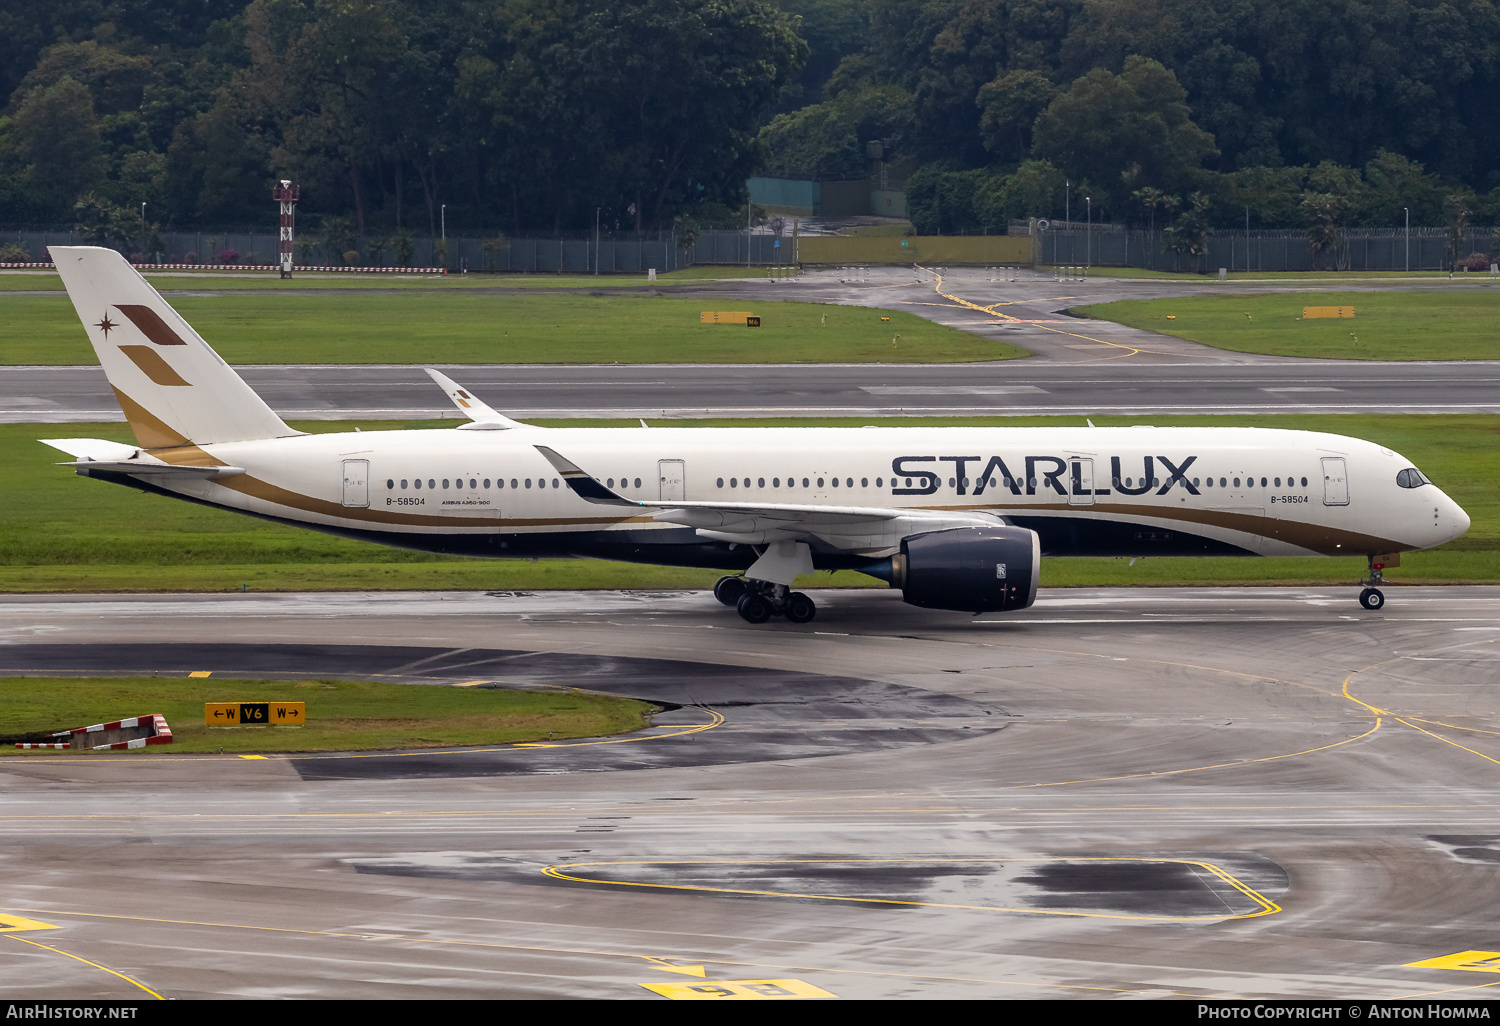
[715,575,817,624]
[1359,554,1394,610]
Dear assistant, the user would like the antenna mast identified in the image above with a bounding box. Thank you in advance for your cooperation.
[272,180,299,279]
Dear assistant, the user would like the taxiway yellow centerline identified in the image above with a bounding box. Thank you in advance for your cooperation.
[0,906,1207,998]
[540,856,1280,922]
[3,933,164,1000]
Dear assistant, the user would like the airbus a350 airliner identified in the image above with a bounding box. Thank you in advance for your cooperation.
[40,247,1469,622]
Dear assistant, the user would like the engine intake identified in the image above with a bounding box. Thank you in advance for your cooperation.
[890,525,1040,613]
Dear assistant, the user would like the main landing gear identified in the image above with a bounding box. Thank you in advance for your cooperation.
[714,575,816,624]
[1359,554,1387,610]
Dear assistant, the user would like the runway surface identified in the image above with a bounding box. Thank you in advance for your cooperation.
[2,586,1500,999]
[8,266,1500,422]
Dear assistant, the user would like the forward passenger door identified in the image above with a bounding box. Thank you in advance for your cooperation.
[659,460,685,501]
[1322,458,1349,506]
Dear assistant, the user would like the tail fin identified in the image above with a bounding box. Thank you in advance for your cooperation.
[51,246,297,447]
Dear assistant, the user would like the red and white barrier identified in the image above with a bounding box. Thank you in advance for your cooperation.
[16,713,174,751]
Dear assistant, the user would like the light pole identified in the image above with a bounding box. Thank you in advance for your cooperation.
[441,204,446,242]
[1404,207,1409,272]
[1085,196,1091,268]
[595,206,601,276]
[272,180,298,278]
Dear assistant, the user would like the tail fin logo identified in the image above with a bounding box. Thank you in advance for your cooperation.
[114,305,187,345]
[95,313,116,338]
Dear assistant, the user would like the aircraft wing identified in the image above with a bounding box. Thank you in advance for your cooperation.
[535,444,1001,551]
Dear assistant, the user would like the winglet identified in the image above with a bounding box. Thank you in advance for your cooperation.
[425,368,524,429]
[533,446,639,506]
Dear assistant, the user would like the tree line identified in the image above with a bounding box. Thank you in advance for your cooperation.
[761,0,1500,241]
[2,0,1498,260]
[0,0,804,253]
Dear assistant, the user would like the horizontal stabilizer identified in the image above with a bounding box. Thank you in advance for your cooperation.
[39,437,142,461]
[60,460,244,478]
[39,438,242,477]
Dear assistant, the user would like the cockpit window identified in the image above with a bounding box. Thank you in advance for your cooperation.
[1396,468,1431,488]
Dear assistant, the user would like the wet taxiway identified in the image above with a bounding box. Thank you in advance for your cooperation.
[1,587,1498,999]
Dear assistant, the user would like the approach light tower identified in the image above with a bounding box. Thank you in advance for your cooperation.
[272,180,299,278]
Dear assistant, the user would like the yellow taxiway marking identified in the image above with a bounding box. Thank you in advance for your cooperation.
[1343,639,1500,769]
[0,906,1199,997]
[514,707,724,749]
[923,267,1148,360]
[641,978,834,1000]
[453,680,491,687]
[1406,951,1500,973]
[238,754,267,760]
[920,266,1213,362]
[188,670,211,677]
[0,913,59,932]
[542,857,1281,922]
[648,960,707,977]
[3,934,163,999]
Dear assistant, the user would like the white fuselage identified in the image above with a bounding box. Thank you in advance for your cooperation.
[116,423,1468,567]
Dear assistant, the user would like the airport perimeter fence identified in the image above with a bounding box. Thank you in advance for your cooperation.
[1038,226,1499,272]
[7,225,1493,273]
[0,228,790,274]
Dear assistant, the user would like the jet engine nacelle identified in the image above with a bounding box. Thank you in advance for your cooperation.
[891,525,1040,613]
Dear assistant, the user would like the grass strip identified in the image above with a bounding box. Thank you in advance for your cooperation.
[1055,267,1480,281]
[0,292,1022,365]
[0,265,777,292]
[1076,290,1500,360]
[6,414,1497,591]
[0,676,655,755]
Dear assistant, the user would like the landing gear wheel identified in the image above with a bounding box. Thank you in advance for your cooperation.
[714,575,747,607]
[737,592,772,624]
[784,592,817,624]
[1359,587,1385,610]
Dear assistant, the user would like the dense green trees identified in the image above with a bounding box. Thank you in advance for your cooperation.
[0,0,803,234]
[2,0,1498,239]
[759,0,1500,234]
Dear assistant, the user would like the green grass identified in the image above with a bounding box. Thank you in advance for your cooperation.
[0,265,781,292]
[1062,267,1476,280]
[1077,290,1500,360]
[0,292,1023,365]
[0,676,655,754]
[5,414,1497,592]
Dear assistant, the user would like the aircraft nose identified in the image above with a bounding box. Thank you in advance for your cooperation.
[1437,491,1471,543]
[1451,498,1472,540]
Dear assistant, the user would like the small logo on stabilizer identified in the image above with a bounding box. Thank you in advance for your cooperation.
[95,313,116,338]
